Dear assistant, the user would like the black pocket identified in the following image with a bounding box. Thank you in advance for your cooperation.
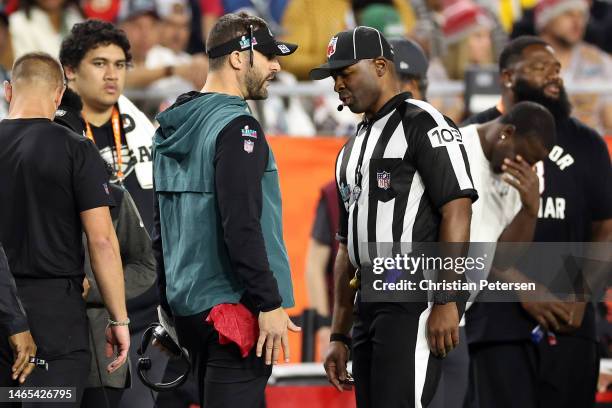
[369,158,409,202]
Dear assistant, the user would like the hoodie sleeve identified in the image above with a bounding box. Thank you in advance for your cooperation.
[214,115,282,312]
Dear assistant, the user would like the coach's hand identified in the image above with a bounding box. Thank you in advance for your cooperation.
[324,342,350,392]
[427,303,460,358]
[8,330,37,383]
[257,308,301,365]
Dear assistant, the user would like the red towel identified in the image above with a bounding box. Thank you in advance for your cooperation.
[205,303,258,358]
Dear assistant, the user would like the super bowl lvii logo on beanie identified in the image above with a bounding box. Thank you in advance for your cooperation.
[327,37,338,58]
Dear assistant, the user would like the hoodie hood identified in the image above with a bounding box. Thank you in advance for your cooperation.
[154,92,249,161]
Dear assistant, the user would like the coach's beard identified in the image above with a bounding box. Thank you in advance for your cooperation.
[513,78,572,120]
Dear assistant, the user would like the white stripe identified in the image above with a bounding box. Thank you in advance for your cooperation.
[352,27,357,59]
[376,28,383,56]
[383,120,408,159]
[407,99,474,190]
[345,129,366,267]
[375,198,395,257]
[400,172,425,244]
[414,306,432,408]
[335,147,344,190]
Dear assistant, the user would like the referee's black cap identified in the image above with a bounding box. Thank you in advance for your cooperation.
[388,38,428,78]
[309,26,394,80]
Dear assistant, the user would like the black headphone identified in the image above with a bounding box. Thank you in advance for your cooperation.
[137,323,191,392]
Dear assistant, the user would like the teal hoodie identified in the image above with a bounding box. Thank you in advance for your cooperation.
[153,92,294,316]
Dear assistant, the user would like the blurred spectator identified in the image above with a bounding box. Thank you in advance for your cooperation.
[410,0,445,59]
[535,0,612,135]
[119,0,206,95]
[0,10,10,120]
[81,0,121,21]
[357,3,406,38]
[438,0,497,122]
[442,0,495,80]
[146,0,208,103]
[9,0,84,59]
[353,0,416,36]
[279,0,352,80]
[199,0,222,40]
[119,0,159,67]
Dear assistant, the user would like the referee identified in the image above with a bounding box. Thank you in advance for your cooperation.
[311,27,477,407]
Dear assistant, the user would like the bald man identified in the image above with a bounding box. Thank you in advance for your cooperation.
[0,52,129,406]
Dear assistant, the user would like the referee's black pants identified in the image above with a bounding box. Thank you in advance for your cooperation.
[466,336,598,408]
[352,292,442,408]
[0,278,90,407]
[174,310,271,408]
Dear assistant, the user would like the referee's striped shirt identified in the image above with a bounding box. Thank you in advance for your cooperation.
[335,92,478,268]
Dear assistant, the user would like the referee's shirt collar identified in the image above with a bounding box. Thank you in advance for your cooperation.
[362,91,412,127]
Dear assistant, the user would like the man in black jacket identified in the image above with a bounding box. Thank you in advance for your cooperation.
[463,36,612,408]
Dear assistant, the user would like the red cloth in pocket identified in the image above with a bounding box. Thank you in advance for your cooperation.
[205,303,258,358]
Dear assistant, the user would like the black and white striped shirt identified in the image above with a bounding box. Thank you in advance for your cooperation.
[335,92,478,268]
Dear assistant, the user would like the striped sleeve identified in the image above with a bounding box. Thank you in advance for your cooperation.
[405,101,478,209]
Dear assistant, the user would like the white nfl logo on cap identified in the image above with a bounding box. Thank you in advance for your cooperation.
[400,61,409,70]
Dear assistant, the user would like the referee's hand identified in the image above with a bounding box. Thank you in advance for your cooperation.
[324,342,350,392]
[427,303,460,358]
[257,308,301,365]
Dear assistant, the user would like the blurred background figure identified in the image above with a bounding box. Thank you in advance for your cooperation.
[442,0,495,81]
[81,0,121,21]
[535,0,612,135]
[436,0,499,122]
[9,0,84,59]
[146,0,208,107]
[305,180,340,358]
[0,9,11,120]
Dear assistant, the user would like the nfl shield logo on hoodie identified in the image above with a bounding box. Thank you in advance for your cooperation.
[244,139,254,154]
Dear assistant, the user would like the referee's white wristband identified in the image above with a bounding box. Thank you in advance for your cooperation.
[107,317,130,326]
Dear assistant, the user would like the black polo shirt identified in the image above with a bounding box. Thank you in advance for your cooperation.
[0,118,114,279]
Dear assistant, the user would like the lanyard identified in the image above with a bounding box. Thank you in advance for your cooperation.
[84,107,124,180]
[353,120,373,197]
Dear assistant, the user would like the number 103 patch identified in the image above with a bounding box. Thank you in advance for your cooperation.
[427,126,463,148]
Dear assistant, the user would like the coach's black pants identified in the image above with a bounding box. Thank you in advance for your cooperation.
[466,336,598,408]
[0,278,90,407]
[174,310,271,408]
[352,293,441,408]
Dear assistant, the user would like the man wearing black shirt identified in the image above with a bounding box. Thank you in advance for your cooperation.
[59,21,162,407]
[463,36,612,408]
[0,52,130,406]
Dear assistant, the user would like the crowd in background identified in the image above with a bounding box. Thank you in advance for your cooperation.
[0,0,611,136]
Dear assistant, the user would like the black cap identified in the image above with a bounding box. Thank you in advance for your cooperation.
[388,38,428,78]
[207,27,297,58]
[309,26,394,80]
